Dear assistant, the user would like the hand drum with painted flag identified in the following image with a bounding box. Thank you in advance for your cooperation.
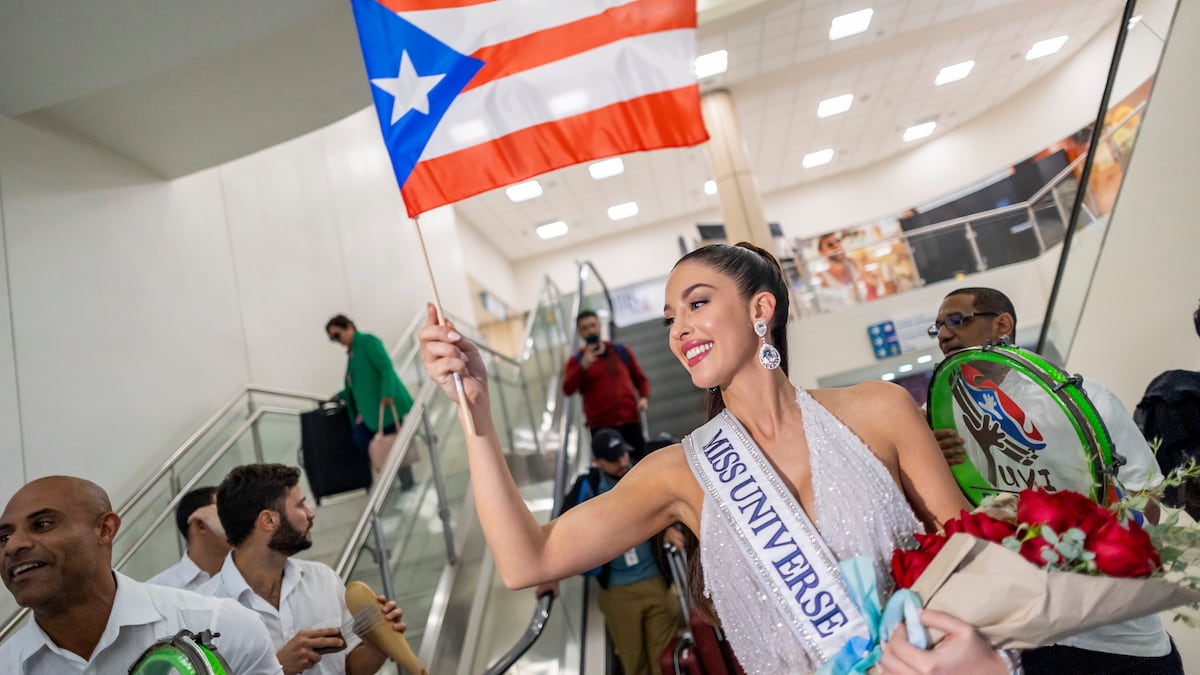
[926,344,1122,506]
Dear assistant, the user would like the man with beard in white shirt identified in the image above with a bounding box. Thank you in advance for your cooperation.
[0,475,282,674]
[199,463,406,675]
[147,486,230,591]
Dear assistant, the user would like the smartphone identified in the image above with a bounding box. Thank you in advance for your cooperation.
[585,334,600,346]
[314,630,347,655]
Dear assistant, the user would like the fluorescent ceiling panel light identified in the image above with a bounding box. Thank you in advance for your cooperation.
[704,180,717,196]
[802,148,834,168]
[917,354,934,364]
[903,121,937,142]
[817,93,854,118]
[881,372,896,381]
[588,157,624,180]
[505,180,542,202]
[1026,35,1068,61]
[829,8,873,40]
[935,60,975,86]
[608,201,639,220]
[694,50,728,79]
[898,364,913,373]
[535,220,568,240]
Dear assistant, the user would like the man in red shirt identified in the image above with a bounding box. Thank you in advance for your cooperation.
[563,311,650,461]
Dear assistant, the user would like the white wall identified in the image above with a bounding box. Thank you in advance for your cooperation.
[0,160,24,504]
[511,9,1167,308]
[457,214,519,308]
[0,107,477,504]
[1067,0,1200,409]
[787,255,1061,388]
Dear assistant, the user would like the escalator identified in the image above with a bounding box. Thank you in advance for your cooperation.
[0,264,600,675]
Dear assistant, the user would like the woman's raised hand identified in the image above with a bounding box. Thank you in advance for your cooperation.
[419,303,489,407]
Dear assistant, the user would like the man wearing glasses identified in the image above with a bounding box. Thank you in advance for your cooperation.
[929,287,1179,675]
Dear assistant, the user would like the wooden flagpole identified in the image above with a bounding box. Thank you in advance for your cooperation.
[412,215,476,435]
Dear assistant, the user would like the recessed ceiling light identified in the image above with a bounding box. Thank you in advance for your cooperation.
[608,201,639,220]
[935,60,975,86]
[1026,35,1068,61]
[829,8,873,41]
[588,157,624,180]
[898,364,914,373]
[881,372,896,381]
[694,50,728,79]
[903,121,937,142]
[535,220,568,240]
[917,354,934,364]
[505,180,543,202]
[817,94,854,118]
[704,180,717,196]
[802,148,834,168]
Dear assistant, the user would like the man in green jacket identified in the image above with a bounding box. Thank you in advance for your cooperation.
[326,315,414,488]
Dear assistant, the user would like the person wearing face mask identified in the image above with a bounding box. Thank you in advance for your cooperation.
[197,464,406,675]
[421,243,1017,674]
[147,486,231,591]
[929,287,1178,675]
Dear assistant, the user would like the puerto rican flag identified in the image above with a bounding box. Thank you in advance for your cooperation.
[349,0,710,217]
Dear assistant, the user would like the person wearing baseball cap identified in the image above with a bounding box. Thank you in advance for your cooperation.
[535,428,684,675]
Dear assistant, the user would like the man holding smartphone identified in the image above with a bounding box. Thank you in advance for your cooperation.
[563,310,651,461]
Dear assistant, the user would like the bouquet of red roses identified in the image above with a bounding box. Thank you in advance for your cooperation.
[891,488,1200,649]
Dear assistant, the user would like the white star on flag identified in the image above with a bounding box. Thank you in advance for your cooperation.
[370,50,446,125]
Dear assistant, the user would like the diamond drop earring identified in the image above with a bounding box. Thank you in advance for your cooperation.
[755,320,781,370]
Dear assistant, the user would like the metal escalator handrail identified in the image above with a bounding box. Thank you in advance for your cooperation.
[334,379,439,580]
[117,386,324,521]
[483,260,603,673]
[113,309,429,524]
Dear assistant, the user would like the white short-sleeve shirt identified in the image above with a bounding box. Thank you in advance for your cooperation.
[197,552,361,675]
[0,571,283,674]
[146,553,212,591]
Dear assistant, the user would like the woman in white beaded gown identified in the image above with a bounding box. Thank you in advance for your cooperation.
[420,243,1012,674]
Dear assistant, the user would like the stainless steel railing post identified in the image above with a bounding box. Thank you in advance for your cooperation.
[422,408,458,566]
[371,516,396,601]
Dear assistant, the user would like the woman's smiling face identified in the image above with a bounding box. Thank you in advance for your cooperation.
[663,260,756,390]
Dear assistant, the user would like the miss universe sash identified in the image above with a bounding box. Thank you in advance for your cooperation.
[684,411,870,663]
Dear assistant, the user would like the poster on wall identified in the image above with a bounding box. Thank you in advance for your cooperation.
[798,218,922,310]
[609,277,669,328]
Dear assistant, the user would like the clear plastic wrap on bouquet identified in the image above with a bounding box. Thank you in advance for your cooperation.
[911,533,1200,649]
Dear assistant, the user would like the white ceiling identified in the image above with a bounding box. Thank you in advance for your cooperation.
[0,0,1123,259]
[456,0,1124,260]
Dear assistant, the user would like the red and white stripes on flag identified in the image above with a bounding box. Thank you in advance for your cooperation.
[380,0,710,217]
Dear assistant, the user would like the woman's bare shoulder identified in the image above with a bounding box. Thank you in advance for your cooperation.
[626,441,703,532]
[809,380,914,416]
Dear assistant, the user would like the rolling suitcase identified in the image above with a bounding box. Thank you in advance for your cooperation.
[299,400,372,504]
[660,544,744,675]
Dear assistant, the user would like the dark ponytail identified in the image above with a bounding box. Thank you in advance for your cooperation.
[671,241,791,623]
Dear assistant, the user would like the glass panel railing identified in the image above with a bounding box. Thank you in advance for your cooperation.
[343,385,466,657]
[1039,10,1169,360]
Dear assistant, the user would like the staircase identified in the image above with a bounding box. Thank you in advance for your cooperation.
[615,318,706,442]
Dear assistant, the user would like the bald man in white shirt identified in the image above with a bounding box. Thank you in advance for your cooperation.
[0,476,282,675]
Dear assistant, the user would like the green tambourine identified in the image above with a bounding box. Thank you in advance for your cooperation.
[926,343,1123,506]
[128,629,230,675]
